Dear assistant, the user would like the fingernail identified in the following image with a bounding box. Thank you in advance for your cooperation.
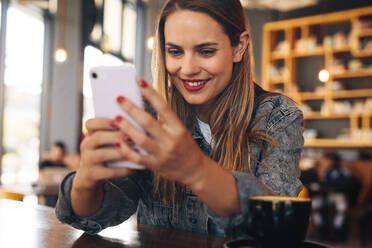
[115,115,123,122]
[114,141,121,148]
[117,95,125,104]
[110,120,118,128]
[139,80,148,88]
[123,135,133,143]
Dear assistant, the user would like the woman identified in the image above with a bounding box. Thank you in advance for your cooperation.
[56,0,304,238]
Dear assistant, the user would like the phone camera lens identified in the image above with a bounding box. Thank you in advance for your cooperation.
[92,72,97,79]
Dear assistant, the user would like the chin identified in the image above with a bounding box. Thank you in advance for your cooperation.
[182,95,209,106]
[175,85,212,105]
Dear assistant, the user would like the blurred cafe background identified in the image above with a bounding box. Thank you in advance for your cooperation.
[0,0,371,247]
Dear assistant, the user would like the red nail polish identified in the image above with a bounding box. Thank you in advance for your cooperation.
[115,115,123,122]
[117,95,125,103]
[139,80,148,88]
[110,120,118,128]
[124,135,133,143]
[114,142,121,148]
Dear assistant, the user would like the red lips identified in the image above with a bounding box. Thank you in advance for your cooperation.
[182,79,210,92]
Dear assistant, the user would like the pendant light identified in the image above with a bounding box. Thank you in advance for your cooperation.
[54,0,68,63]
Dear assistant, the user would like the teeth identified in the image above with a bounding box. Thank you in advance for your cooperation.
[185,80,205,87]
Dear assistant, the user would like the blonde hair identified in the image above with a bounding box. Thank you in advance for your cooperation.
[151,0,276,204]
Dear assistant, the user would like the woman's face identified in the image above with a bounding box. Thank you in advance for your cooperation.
[164,10,239,108]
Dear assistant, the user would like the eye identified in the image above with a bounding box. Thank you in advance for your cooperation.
[200,49,216,57]
[167,48,183,57]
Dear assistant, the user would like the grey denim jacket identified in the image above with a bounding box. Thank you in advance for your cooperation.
[55,92,304,238]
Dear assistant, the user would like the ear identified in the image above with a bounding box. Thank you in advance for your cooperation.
[233,31,249,63]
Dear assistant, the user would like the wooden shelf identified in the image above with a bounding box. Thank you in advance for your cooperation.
[268,77,285,84]
[293,48,324,57]
[294,89,372,100]
[304,138,372,148]
[328,46,351,53]
[352,50,372,57]
[294,92,325,100]
[303,112,350,119]
[262,6,372,149]
[264,7,372,29]
[271,51,288,60]
[356,29,372,37]
[331,89,372,99]
[332,69,372,78]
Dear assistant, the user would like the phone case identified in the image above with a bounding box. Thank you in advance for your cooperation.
[90,64,145,169]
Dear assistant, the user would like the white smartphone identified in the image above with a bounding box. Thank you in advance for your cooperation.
[90,64,145,169]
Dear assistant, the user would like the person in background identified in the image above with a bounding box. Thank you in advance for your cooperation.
[39,141,67,170]
[356,152,372,247]
[325,154,352,241]
[300,159,327,240]
[56,0,304,238]
[38,141,69,207]
[313,153,359,242]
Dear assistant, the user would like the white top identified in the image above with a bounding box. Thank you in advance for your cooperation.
[197,118,215,149]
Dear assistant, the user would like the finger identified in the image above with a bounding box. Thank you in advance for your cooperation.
[81,130,126,151]
[115,140,155,168]
[90,165,136,181]
[85,118,119,135]
[86,147,123,165]
[114,116,158,154]
[115,96,166,141]
[123,135,135,145]
[137,80,184,133]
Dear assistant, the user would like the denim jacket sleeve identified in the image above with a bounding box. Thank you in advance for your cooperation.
[55,102,157,235]
[55,170,150,234]
[206,95,304,236]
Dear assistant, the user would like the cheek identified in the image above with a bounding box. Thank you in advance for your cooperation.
[207,49,234,74]
[208,57,233,77]
[165,56,178,74]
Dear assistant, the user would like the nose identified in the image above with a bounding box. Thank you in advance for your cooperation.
[180,54,200,76]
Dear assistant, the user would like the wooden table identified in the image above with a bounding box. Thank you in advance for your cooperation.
[1,183,66,207]
[0,199,228,248]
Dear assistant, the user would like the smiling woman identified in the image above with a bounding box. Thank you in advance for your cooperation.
[164,10,242,111]
[56,0,304,239]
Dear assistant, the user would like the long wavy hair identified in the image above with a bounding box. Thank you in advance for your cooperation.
[151,0,276,204]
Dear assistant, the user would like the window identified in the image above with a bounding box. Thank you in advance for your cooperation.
[121,3,136,60]
[0,2,2,28]
[103,0,122,52]
[1,5,44,185]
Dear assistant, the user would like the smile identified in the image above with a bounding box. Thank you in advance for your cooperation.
[182,79,210,92]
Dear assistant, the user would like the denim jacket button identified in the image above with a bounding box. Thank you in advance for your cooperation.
[189,217,197,224]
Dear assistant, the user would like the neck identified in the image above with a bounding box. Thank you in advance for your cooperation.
[195,103,211,124]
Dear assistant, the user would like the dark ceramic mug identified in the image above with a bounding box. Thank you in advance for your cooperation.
[248,196,312,248]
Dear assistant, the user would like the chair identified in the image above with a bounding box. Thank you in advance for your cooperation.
[0,189,24,201]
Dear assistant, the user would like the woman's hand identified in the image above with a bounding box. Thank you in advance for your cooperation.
[74,118,135,190]
[71,118,138,217]
[113,80,209,189]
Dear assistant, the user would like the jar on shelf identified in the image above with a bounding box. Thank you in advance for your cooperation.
[348,59,363,71]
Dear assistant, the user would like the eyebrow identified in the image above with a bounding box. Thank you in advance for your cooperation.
[165,42,219,49]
